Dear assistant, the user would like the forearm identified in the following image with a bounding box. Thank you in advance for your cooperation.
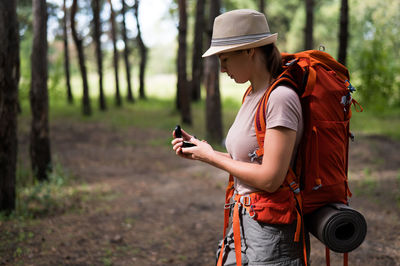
[188,128,296,193]
[214,150,231,158]
[206,152,282,192]
[175,128,295,193]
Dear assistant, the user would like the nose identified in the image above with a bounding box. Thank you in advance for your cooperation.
[218,58,226,73]
[220,65,227,73]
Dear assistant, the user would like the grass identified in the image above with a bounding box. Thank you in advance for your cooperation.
[353,167,377,197]
[1,157,114,221]
[1,159,76,220]
[397,170,400,208]
[350,105,400,140]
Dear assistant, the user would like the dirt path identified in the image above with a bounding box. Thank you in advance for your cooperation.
[1,120,400,265]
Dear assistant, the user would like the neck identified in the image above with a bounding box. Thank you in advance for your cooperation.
[250,69,271,93]
[249,50,272,92]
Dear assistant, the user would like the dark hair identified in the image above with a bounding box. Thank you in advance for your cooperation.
[258,43,283,79]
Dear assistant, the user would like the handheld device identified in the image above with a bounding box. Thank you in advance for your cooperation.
[174,125,196,147]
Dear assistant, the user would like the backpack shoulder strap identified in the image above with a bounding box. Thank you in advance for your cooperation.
[242,85,253,103]
[252,70,299,158]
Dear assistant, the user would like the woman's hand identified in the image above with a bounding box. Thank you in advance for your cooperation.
[172,128,197,160]
[171,137,194,160]
[181,137,215,163]
[171,128,215,162]
[172,127,192,141]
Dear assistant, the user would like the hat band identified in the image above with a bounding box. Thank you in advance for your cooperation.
[211,32,272,46]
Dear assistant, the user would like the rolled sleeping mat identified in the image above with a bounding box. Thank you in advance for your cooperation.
[304,203,367,253]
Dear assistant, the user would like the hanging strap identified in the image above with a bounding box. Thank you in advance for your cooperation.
[297,58,316,98]
[311,126,322,190]
[351,98,363,112]
[217,175,235,266]
[232,197,242,266]
[325,247,331,266]
[344,252,349,266]
[325,246,349,266]
[286,169,308,266]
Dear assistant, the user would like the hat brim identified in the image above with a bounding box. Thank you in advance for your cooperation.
[202,33,278,57]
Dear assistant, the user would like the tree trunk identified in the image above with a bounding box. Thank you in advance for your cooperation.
[122,0,134,103]
[30,0,52,181]
[205,0,223,143]
[259,0,265,14]
[177,0,191,125]
[133,0,147,99]
[71,0,91,116]
[63,0,73,104]
[91,0,106,110]
[338,0,349,65]
[0,0,19,213]
[107,0,121,107]
[191,0,205,102]
[305,0,314,50]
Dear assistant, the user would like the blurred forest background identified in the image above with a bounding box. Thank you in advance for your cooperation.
[1,0,400,265]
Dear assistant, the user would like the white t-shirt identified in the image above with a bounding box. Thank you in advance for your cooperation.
[225,85,303,195]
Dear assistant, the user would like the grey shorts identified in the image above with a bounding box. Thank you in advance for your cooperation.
[216,205,309,266]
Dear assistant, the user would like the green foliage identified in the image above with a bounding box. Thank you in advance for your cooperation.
[48,45,66,94]
[17,0,33,35]
[18,30,33,103]
[356,38,399,108]
[223,0,257,12]
[348,0,400,108]
[14,159,76,219]
[0,158,95,221]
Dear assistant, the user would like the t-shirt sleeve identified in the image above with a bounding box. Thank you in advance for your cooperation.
[266,86,302,131]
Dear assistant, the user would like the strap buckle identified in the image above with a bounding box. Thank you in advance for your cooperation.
[248,205,256,218]
[248,150,260,162]
[345,79,356,93]
[224,203,233,210]
[285,58,298,67]
[239,195,251,206]
[289,181,300,194]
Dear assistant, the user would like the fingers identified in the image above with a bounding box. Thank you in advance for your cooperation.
[171,137,182,145]
[172,138,183,152]
[181,128,192,140]
[189,137,200,145]
[171,138,192,159]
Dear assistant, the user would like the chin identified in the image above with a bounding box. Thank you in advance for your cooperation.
[234,79,248,84]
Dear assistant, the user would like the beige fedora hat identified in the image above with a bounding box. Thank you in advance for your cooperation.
[202,9,277,57]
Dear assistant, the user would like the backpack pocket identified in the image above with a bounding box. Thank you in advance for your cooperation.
[302,120,350,212]
[247,189,297,225]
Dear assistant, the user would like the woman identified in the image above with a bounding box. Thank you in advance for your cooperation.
[172,9,308,265]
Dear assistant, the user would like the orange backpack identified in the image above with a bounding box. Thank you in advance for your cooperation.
[217,50,362,266]
[256,50,362,214]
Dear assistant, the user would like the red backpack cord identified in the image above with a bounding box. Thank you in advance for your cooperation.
[325,247,349,266]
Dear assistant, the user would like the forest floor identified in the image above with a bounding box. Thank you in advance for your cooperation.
[1,118,400,266]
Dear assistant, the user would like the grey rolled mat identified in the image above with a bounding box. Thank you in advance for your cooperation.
[304,203,367,253]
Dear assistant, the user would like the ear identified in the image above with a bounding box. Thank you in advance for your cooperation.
[247,48,256,57]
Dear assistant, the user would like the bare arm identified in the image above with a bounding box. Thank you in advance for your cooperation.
[174,126,296,193]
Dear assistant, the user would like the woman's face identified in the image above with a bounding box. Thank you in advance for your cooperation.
[219,50,252,84]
